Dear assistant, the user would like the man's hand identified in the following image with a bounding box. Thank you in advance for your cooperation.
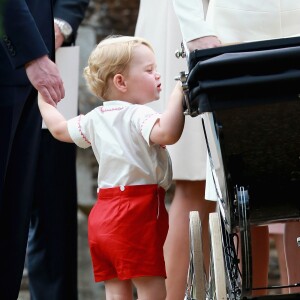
[187,35,222,51]
[25,55,65,106]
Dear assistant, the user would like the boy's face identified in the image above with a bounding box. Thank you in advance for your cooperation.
[125,44,161,104]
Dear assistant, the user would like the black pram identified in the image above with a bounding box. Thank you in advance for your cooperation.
[183,36,300,299]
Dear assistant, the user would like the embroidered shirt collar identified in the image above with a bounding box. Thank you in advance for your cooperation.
[103,100,132,108]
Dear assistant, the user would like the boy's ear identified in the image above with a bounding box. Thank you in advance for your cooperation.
[113,74,127,92]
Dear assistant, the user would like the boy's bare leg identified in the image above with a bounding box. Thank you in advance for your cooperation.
[104,278,133,300]
[132,276,166,300]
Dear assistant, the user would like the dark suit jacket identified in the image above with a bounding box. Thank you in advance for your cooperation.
[0,1,89,298]
[0,0,89,86]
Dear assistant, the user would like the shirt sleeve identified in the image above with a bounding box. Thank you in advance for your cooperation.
[132,105,161,146]
[172,0,216,42]
[67,114,91,149]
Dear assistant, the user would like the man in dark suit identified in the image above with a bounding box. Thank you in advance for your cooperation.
[27,2,89,300]
[0,0,88,299]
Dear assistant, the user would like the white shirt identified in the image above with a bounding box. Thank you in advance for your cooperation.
[67,100,173,191]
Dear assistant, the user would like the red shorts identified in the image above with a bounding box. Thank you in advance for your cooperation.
[88,184,169,282]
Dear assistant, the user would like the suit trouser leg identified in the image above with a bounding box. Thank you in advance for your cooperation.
[27,130,78,300]
[0,86,41,300]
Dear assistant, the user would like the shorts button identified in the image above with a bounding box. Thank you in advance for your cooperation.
[120,185,125,191]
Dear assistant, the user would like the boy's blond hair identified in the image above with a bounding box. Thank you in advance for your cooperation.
[83,35,153,100]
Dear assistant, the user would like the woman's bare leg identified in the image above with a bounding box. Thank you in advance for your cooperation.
[132,276,166,300]
[104,278,133,300]
[284,221,300,293]
[164,180,216,300]
[251,226,269,296]
[269,229,289,293]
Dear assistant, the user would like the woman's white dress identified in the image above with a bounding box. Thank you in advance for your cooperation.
[135,0,300,192]
[135,0,207,181]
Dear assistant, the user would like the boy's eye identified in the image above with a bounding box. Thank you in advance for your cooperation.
[145,66,155,73]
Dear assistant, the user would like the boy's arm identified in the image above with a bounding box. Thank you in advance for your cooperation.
[150,82,185,145]
[38,93,73,143]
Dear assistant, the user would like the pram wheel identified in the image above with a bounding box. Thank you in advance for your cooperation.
[185,211,206,300]
[208,212,227,300]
